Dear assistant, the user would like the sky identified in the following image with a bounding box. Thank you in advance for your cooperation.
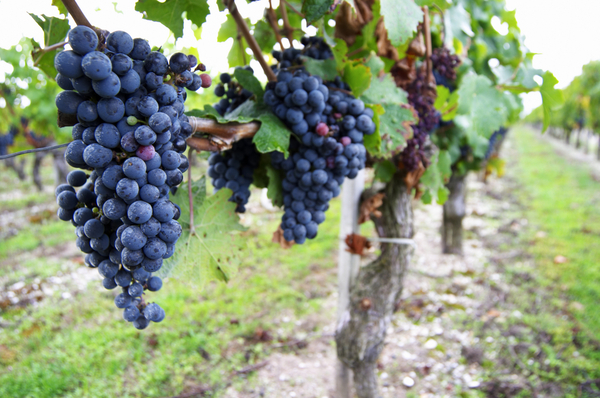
[0,0,599,113]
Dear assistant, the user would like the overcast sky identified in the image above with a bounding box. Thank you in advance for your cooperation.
[1,0,598,113]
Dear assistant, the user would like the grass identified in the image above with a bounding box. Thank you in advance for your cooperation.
[511,126,600,342]
[0,160,343,397]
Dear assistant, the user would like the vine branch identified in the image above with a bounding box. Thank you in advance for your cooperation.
[0,143,69,160]
[280,1,295,45]
[227,0,277,81]
[281,0,303,17]
[423,6,434,90]
[186,116,260,152]
[267,0,286,50]
[33,41,68,66]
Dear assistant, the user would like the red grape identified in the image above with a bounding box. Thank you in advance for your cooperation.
[315,122,329,136]
[340,137,351,147]
[200,74,212,88]
[136,145,156,161]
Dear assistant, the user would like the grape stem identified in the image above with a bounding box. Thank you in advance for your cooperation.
[187,148,195,235]
[280,0,295,45]
[423,6,434,92]
[281,0,304,18]
[267,0,286,50]
[0,143,69,160]
[226,0,277,82]
[33,41,68,66]
[61,0,94,29]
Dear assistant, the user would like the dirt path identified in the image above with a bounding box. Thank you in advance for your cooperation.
[226,132,564,398]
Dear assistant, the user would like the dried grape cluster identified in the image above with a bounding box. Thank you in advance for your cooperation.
[431,47,461,89]
[54,26,211,329]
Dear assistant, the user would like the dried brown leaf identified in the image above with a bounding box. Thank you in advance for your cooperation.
[272,225,294,249]
[358,192,385,224]
[345,233,371,255]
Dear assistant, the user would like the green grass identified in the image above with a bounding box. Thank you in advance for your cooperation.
[511,126,600,341]
[0,185,342,398]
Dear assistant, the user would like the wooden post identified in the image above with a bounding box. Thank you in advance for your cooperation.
[336,168,365,398]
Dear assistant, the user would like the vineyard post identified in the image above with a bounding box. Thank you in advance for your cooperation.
[335,169,365,398]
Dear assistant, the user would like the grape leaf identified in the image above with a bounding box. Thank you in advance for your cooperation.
[266,165,284,207]
[364,53,385,76]
[234,68,264,100]
[540,71,563,132]
[380,0,423,47]
[374,160,396,182]
[332,38,348,72]
[344,63,372,97]
[217,13,237,42]
[446,4,474,45]
[135,0,210,39]
[302,57,338,81]
[302,0,334,24]
[228,37,248,68]
[28,14,70,78]
[361,74,408,105]
[253,113,290,157]
[159,179,246,284]
[456,73,506,140]
[378,103,415,155]
[363,104,383,157]
[52,0,68,15]
[420,149,451,204]
[254,20,277,53]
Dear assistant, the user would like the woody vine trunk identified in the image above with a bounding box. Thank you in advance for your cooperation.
[335,171,413,397]
[442,172,467,255]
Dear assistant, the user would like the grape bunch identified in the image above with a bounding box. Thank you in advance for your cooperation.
[431,47,461,88]
[207,138,260,213]
[0,126,17,156]
[213,67,254,116]
[399,70,440,171]
[54,26,211,329]
[264,69,373,244]
[271,36,333,72]
[484,127,507,160]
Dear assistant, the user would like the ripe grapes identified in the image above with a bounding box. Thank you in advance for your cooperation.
[55,27,208,329]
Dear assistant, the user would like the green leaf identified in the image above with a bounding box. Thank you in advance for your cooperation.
[420,150,451,204]
[332,38,348,72]
[540,71,564,132]
[217,13,237,42]
[160,180,246,284]
[266,166,284,207]
[364,53,385,76]
[135,0,210,39]
[446,4,474,45]
[378,103,415,155]
[254,113,291,157]
[51,0,68,16]
[227,37,247,68]
[302,57,338,81]
[361,74,408,105]
[380,0,423,47]
[374,160,396,182]
[254,20,277,53]
[302,0,334,24]
[28,14,70,47]
[344,63,372,97]
[433,85,459,120]
[234,68,264,100]
[363,104,384,156]
[187,105,229,123]
[456,73,507,140]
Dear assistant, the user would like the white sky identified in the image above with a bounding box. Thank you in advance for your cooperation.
[1,0,598,113]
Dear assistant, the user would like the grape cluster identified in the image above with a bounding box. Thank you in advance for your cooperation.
[485,127,507,160]
[399,70,440,171]
[431,47,461,86]
[264,69,373,244]
[0,126,17,156]
[213,67,254,116]
[54,26,210,329]
[271,36,333,72]
[207,139,260,213]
